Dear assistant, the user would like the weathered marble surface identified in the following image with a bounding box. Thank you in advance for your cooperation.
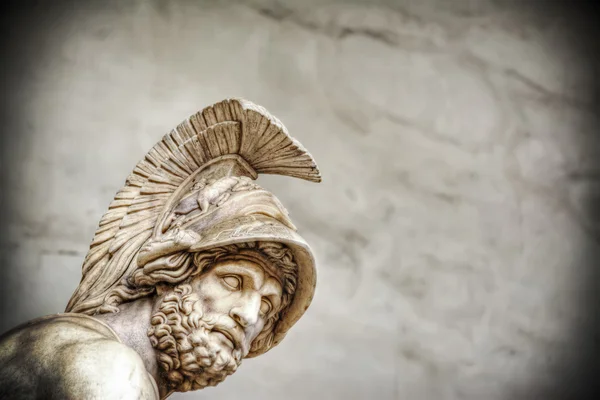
[0,1,597,399]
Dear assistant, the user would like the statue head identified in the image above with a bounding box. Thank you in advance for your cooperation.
[64,99,321,393]
[143,241,298,391]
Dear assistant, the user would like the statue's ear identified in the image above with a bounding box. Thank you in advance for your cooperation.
[155,283,171,295]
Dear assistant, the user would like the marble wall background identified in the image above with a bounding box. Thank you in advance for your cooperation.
[0,1,598,399]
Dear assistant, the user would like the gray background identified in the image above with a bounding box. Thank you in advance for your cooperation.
[0,1,598,399]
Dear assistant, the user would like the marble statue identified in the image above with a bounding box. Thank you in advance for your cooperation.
[0,99,321,399]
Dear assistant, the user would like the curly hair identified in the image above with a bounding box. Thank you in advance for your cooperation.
[99,241,298,355]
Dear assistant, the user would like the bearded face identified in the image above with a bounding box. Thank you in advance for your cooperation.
[147,258,284,392]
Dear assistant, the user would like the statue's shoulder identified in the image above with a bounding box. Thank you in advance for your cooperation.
[0,312,120,345]
[57,334,159,399]
[0,314,159,399]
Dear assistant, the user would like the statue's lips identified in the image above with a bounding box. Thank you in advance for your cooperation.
[213,328,238,350]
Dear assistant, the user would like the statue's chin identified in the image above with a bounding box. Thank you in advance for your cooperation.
[163,336,241,392]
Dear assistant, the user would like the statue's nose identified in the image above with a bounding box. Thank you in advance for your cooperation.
[230,293,261,328]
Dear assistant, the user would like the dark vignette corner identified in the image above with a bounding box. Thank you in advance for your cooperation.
[0,0,77,331]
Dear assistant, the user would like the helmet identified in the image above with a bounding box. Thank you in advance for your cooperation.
[66,98,321,356]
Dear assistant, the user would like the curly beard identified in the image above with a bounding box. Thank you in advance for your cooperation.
[147,284,243,392]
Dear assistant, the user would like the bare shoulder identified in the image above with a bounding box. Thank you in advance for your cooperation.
[57,339,159,400]
[0,316,159,400]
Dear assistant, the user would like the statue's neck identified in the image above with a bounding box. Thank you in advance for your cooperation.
[93,298,170,399]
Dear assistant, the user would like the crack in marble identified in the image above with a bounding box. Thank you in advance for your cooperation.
[41,249,85,257]
[240,0,446,51]
[382,111,484,152]
[458,50,595,113]
[567,171,600,181]
[336,26,399,47]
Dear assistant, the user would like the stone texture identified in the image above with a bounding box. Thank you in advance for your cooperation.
[0,0,597,399]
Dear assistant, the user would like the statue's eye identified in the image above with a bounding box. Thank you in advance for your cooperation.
[222,275,241,290]
[260,299,272,315]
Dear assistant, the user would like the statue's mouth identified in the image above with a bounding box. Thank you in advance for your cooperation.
[213,328,237,350]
